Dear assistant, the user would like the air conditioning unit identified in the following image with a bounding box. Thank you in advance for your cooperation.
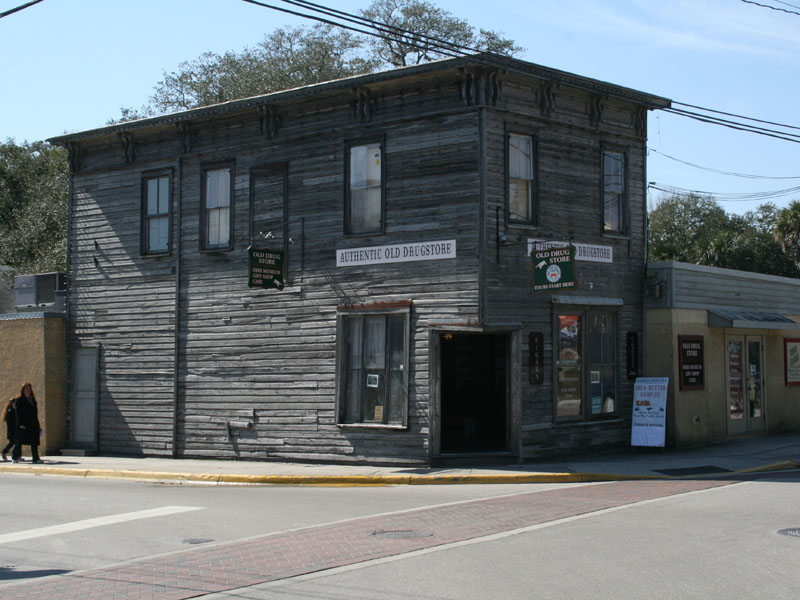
[14,273,66,309]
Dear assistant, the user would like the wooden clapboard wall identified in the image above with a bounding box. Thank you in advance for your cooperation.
[59,56,667,464]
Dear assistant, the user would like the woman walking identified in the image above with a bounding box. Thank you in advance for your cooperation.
[1,397,16,461]
[12,382,42,464]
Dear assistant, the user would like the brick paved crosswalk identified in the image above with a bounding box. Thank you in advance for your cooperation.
[1,479,733,600]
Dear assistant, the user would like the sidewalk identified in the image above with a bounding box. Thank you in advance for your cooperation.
[1,431,798,485]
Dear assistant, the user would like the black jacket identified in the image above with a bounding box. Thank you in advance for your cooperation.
[2,400,15,441]
[14,395,40,446]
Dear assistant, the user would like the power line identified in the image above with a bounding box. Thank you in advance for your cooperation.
[239,0,800,147]
[741,0,800,16]
[649,182,800,202]
[649,149,800,180]
[0,0,45,19]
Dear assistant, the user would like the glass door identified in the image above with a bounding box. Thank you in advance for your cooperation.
[726,335,765,435]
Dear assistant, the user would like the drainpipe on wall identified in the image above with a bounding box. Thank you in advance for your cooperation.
[172,155,183,458]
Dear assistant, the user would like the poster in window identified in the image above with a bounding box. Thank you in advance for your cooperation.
[785,338,800,386]
[678,335,704,390]
[558,315,580,362]
[728,340,744,419]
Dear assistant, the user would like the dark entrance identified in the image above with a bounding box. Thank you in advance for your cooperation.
[440,333,508,453]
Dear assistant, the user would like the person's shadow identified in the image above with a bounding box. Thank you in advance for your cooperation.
[0,565,70,580]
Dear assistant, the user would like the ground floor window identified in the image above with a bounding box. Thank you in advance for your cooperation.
[337,305,409,427]
[555,310,618,421]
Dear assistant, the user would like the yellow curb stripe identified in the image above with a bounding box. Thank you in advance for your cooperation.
[0,461,795,485]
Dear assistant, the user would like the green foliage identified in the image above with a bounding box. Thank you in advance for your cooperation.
[648,194,800,278]
[774,200,800,265]
[0,140,69,278]
[361,0,522,67]
[114,1,522,120]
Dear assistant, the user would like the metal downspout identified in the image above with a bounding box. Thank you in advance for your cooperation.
[172,155,183,457]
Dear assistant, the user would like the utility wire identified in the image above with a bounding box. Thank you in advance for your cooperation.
[0,0,44,19]
[741,0,800,16]
[239,0,800,147]
[649,182,800,202]
[650,149,800,180]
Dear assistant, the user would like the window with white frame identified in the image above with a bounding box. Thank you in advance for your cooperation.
[143,174,170,254]
[602,150,625,234]
[508,133,534,223]
[338,308,409,427]
[347,142,383,234]
[555,310,618,421]
[203,167,232,249]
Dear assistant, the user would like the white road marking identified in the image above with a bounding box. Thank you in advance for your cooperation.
[0,505,204,545]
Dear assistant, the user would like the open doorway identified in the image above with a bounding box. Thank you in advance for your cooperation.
[440,333,508,453]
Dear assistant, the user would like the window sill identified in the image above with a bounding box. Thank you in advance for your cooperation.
[337,423,407,431]
[552,417,625,427]
[601,232,629,241]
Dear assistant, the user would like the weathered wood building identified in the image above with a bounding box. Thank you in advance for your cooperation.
[50,55,671,465]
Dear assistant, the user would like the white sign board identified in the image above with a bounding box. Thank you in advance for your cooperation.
[337,239,456,267]
[528,238,613,263]
[631,377,669,447]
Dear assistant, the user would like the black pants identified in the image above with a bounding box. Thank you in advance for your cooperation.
[12,439,38,461]
[2,439,13,456]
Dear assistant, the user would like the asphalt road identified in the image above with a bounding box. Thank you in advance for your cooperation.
[2,471,799,599]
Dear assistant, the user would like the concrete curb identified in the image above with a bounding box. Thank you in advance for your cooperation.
[1,460,795,485]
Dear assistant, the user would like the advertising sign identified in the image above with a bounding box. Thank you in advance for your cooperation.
[532,245,576,292]
[529,332,544,385]
[678,335,704,390]
[248,246,284,290]
[336,239,456,267]
[631,377,669,447]
[785,338,800,386]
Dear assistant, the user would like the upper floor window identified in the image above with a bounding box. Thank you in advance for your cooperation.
[203,167,232,249]
[142,174,170,254]
[602,150,626,234]
[508,133,534,223]
[347,142,383,234]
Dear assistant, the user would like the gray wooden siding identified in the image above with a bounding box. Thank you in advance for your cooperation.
[647,261,800,314]
[484,76,648,455]
[69,80,482,463]
[64,60,661,464]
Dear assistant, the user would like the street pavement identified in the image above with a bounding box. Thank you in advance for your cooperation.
[2,432,799,600]
[1,430,798,485]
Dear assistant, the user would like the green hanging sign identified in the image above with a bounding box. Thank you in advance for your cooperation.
[532,245,577,292]
[248,246,284,290]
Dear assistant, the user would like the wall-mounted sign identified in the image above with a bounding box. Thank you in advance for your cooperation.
[678,335,704,390]
[248,246,284,290]
[528,239,613,263]
[336,239,456,267]
[626,331,639,380]
[631,377,668,447]
[529,332,544,385]
[533,245,576,292]
[785,338,800,386]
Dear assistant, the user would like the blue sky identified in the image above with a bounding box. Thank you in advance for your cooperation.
[1,0,797,215]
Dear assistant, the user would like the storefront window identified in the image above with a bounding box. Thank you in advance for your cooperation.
[555,311,618,421]
[556,315,582,418]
